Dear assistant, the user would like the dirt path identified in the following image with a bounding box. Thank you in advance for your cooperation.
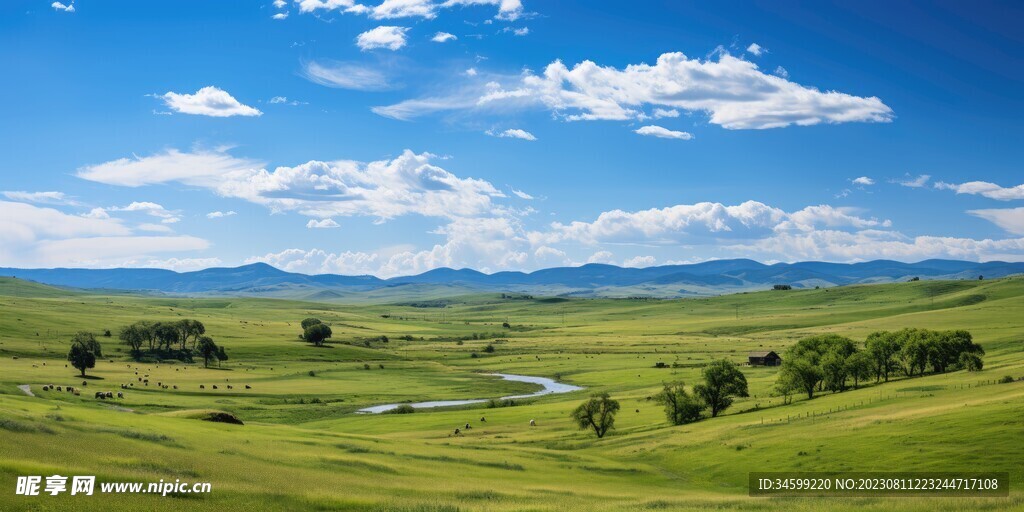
[17,384,34,397]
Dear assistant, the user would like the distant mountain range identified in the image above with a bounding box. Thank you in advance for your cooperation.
[2,259,1022,300]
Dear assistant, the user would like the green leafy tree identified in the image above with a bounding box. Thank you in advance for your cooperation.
[67,331,101,376]
[865,331,902,382]
[959,352,984,372]
[175,319,206,350]
[301,318,322,330]
[303,323,333,347]
[197,336,219,368]
[654,382,703,425]
[779,357,823,400]
[692,359,748,417]
[151,322,180,352]
[118,323,148,354]
[845,351,873,388]
[216,346,229,367]
[571,393,620,438]
[898,329,931,377]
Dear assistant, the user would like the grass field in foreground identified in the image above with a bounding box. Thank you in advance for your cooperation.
[1,276,1023,511]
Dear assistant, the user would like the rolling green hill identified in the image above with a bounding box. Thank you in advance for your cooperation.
[0,276,1022,510]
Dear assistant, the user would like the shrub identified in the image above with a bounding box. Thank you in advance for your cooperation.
[386,404,416,414]
[999,375,1014,384]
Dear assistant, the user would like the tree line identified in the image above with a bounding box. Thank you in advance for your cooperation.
[776,329,984,401]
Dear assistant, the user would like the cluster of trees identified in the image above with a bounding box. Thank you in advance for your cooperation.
[777,329,984,400]
[300,318,333,347]
[68,331,103,376]
[572,360,750,437]
[655,359,749,425]
[118,319,206,353]
[117,319,227,367]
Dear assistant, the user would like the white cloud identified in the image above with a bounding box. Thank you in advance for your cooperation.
[301,60,392,91]
[141,257,224,272]
[465,68,478,76]
[935,180,1024,201]
[968,207,1024,235]
[356,26,410,51]
[306,218,341,229]
[652,108,679,118]
[372,0,436,19]
[0,201,208,268]
[51,1,75,12]
[246,248,381,276]
[82,208,109,219]
[80,148,505,222]
[634,125,693,140]
[379,51,892,130]
[110,201,182,223]
[291,0,524,20]
[486,128,536,140]
[137,223,173,233]
[586,250,616,264]
[432,31,457,42]
[2,191,75,205]
[623,255,656,268]
[206,210,237,219]
[510,188,533,200]
[746,43,764,56]
[773,66,789,79]
[77,148,264,188]
[272,12,289,19]
[502,26,529,36]
[274,0,287,7]
[157,86,262,117]
[851,176,875,186]
[895,174,931,188]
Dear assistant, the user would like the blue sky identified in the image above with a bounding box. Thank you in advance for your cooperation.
[2,0,1023,276]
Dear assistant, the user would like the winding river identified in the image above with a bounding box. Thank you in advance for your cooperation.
[357,373,583,414]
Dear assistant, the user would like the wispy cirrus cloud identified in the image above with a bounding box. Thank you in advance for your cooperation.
[301,60,393,91]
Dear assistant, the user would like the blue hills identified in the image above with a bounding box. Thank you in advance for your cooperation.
[1,259,1021,298]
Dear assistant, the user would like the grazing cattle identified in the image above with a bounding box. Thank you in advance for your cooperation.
[200,385,205,389]
[529,419,536,427]
[454,428,461,435]
[464,423,472,430]
[245,385,251,389]
[138,377,142,382]
[56,386,62,392]
[105,392,113,399]
[480,417,486,422]
[212,385,218,389]
[129,383,134,387]
[173,385,178,390]
[227,385,233,389]
[117,392,123,399]
[95,392,104,399]
[82,381,87,386]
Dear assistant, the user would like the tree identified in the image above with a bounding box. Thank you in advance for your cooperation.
[197,336,219,368]
[571,393,620,438]
[780,357,822,400]
[67,331,101,376]
[692,359,748,417]
[118,323,148,354]
[774,370,799,405]
[898,330,930,377]
[654,382,703,425]
[845,351,873,388]
[865,331,902,382]
[216,346,228,367]
[175,319,205,350]
[301,318,322,330]
[959,352,983,372]
[151,322,180,352]
[303,323,333,347]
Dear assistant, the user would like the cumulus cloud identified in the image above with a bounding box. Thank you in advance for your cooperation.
[623,255,656,268]
[301,60,392,91]
[432,31,457,42]
[634,125,693,140]
[306,218,341,229]
[486,128,536,140]
[157,86,262,117]
[968,207,1024,235]
[851,176,875,186]
[272,12,289,19]
[746,43,764,56]
[935,180,1024,201]
[141,257,224,272]
[110,201,182,224]
[293,0,524,20]
[206,210,237,219]
[652,108,679,118]
[51,1,75,12]
[79,148,505,222]
[0,201,208,268]
[895,174,931,188]
[356,26,409,51]
[377,51,893,130]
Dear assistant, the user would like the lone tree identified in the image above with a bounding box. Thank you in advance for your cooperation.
[303,323,333,347]
[654,382,703,425]
[301,318,322,330]
[197,336,219,368]
[571,393,620,438]
[67,331,101,376]
[693,359,748,417]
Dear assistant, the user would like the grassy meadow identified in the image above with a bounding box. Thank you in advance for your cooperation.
[1,276,1023,511]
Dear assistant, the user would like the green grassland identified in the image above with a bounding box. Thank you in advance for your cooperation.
[1,276,1023,511]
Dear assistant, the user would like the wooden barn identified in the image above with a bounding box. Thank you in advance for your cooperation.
[748,351,782,366]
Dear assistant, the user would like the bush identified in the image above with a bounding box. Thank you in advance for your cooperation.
[999,375,1015,384]
[308,370,316,377]
[386,404,416,414]
[483,344,495,353]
